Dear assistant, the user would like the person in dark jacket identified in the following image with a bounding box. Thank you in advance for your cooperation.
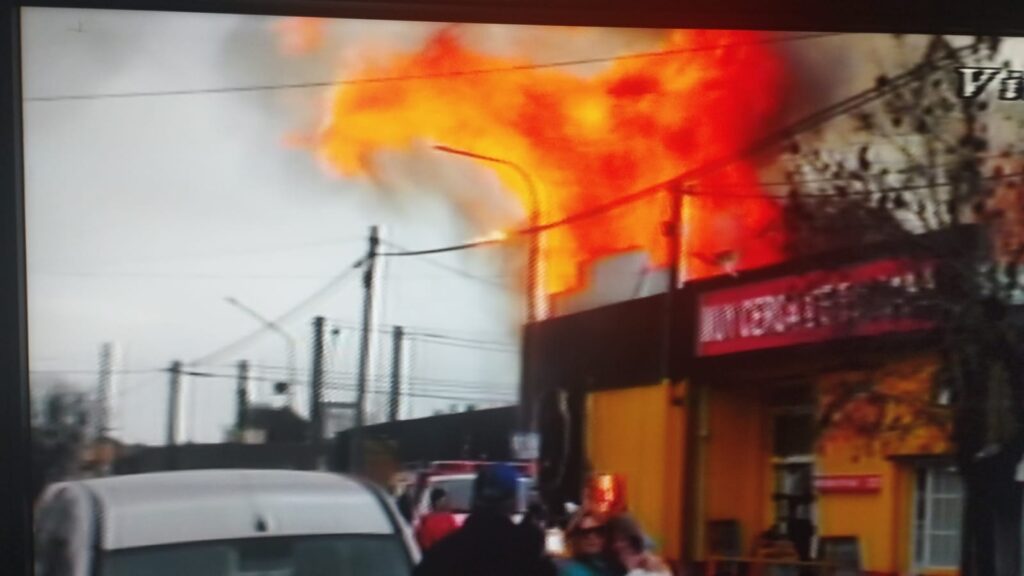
[413,464,557,576]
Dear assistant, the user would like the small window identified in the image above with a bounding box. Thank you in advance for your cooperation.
[913,466,963,569]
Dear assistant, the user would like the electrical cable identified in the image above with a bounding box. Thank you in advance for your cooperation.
[24,33,838,103]
[373,42,995,261]
[380,239,509,289]
[190,256,365,366]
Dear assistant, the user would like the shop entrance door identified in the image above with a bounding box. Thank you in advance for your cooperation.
[773,459,815,560]
[771,390,818,564]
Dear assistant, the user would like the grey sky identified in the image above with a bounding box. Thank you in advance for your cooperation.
[22,8,525,445]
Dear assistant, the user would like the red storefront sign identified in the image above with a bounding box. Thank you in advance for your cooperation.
[814,474,882,494]
[696,257,938,357]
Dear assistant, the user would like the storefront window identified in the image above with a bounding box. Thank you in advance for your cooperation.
[913,466,963,569]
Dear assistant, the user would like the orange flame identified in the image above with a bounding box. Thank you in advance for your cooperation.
[302,28,789,295]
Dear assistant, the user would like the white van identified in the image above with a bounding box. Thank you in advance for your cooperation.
[34,469,420,576]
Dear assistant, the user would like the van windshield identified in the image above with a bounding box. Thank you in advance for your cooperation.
[101,535,411,576]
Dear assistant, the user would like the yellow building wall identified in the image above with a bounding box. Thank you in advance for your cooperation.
[586,381,685,561]
[583,353,953,574]
[702,379,772,556]
[816,442,901,573]
[816,353,954,576]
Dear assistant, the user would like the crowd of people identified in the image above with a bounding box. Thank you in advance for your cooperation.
[407,463,673,576]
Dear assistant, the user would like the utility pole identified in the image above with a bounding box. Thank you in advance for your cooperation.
[389,326,404,422]
[661,183,685,379]
[236,360,249,440]
[225,297,298,410]
[166,361,183,470]
[522,189,542,440]
[310,317,326,453]
[352,225,380,473]
[662,182,688,560]
[96,342,120,440]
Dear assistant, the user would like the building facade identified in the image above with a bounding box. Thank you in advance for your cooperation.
[532,231,971,576]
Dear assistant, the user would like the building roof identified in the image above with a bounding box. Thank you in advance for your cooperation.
[247,405,307,425]
[244,406,309,443]
[60,469,394,549]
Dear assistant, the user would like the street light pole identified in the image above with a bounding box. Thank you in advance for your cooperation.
[432,145,543,441]
[432,145,543,322]
[224,297,298,408]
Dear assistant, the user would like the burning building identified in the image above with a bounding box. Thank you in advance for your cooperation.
[528,227,985,576]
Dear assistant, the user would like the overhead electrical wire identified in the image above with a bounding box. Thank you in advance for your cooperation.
[190,255,366,366]
[182,368,513,402]
[327,319,516,347]
[251,363,515,393]
[678,169,1024,199]
[30,368,165,376]
[24,32,838,103]
[380,239,509,289]
[512,41,991,235]
[43,37,1001,422]
[407,338,518,355]
[376,168,1023,259]
[377,237,506,257]
[406,331,517,348]
[374,40,994,259]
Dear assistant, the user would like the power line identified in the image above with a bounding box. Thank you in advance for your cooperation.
[405,330,517,348]
[375,41,990,259]
[251,363,516,392]
[24,33,838,103]
[378,237,505,257]
[376,168,1024,260]
[327,319,516,345]
[727,155,1024,190]
[30,368,164,376]
[44,235,367,271]
[511,43,986,236]
[29,272,348,280]
[190,256,365,366]
[181,368,513,402]
[381,239,510,289]
[408,338,518,355]
[706,170,1024,199]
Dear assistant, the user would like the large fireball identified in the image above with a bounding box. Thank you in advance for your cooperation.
[300,27,789,295]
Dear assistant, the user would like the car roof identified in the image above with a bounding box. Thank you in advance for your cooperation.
[50,470,395,550]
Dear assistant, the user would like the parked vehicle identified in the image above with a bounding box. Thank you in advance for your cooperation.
[34,469,420,576]
[413,473,534,527]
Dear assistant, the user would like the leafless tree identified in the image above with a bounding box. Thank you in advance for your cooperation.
[782,35,1023,576]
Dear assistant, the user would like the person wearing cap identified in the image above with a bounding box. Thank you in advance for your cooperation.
[413,463,557,576]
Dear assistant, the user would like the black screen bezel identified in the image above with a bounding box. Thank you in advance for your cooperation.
[4,2,1024,576]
